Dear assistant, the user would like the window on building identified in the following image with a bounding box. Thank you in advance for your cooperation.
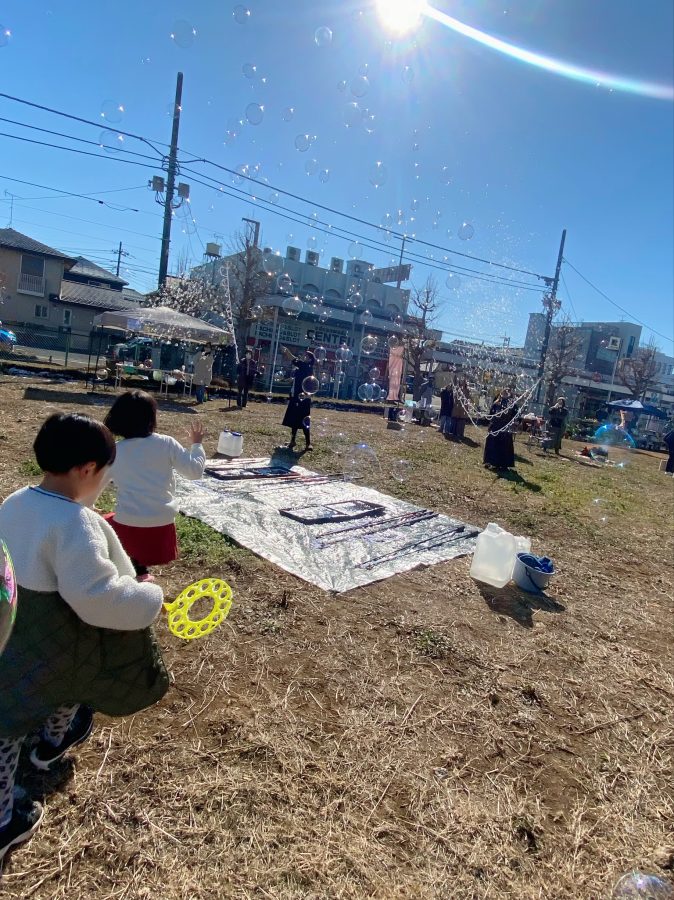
[34,305,48,319]
[21,255,45,277]
[63,309,72,326]
[627,335,636,357]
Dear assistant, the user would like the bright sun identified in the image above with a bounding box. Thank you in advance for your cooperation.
[375,0,427,35]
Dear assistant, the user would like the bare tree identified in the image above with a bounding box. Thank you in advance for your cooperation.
[544,317,584,405]
[402,275,442,400]
[618,339,660,400]
[226,230,271,351]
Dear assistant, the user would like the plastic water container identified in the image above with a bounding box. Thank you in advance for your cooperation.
[469,523,517,588]
[217,430,243,458]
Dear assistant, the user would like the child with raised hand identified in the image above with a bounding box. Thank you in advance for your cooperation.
[0,413,167,863]
[103,390,206,581]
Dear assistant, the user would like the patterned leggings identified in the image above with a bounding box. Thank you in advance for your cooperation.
[0,704,79,829]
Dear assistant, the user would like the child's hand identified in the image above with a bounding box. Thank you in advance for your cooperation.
[189,422,206,445]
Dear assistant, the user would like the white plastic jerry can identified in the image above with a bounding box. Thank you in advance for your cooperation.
[217,430,243,458]
[469,522,517,588]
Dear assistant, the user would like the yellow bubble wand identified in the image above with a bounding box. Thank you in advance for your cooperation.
[163,578,233,641]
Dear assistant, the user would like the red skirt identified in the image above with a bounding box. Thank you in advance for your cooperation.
[104,514,178,567]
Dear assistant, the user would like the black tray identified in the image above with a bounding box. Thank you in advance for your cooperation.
[206,465,296,481]
[279,500,385,525]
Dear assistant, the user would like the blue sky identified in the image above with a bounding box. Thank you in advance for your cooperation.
[0,0,672,350]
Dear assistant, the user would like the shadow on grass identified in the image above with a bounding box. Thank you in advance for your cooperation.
[479,584,566,629]
[23,386,198,413]
[513,453,533,466]
[494,469,542,492]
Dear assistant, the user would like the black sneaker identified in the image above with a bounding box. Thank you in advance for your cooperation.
[0,801,44,863]
[29,706,94,771]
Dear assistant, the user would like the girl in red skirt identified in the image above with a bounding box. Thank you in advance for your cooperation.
[103,391,206,581]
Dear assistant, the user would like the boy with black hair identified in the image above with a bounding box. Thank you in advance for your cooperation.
[0,413,168,862]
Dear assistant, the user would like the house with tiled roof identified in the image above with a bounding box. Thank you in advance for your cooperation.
[0,230,147,344]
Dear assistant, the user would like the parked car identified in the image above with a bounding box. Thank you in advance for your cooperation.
[0,324,17,351]
[112,336,153,362]
[635,433,664,452]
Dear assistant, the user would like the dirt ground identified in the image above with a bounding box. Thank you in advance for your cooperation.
[0,376,672,900]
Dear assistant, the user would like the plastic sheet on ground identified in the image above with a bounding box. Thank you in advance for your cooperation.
[175,458,479,593]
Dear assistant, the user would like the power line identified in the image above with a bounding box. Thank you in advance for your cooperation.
[0,198,161,242]
[559,270,579,321]
[0,89,548,281]
[563,258,673,345]
[0,173,147,207]
[0,130,159,171]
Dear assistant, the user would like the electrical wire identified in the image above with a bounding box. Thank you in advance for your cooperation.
[0,130,159,171]
[563,258,673,344]
[0,174,148,204]
[559,271,579,322]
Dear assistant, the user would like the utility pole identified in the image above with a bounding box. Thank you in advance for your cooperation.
[242,217,260,248]
[158,72,184,288]
[396,235,407,289]
[113,241,130,277]
[535,229,566,407]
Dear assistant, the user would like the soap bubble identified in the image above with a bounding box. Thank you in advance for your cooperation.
[100,100,125,123]
[305,158,319,176]
[360,309,373,326]
[318,308,329,323]
[0,26,11,47]
[306,235,317,250]
[342,101,361,127]
[387,334,401,349]
[245,102,264,125]
[282,295,303,317]
[170,20,197,48]
[98,129,125,152]
[242,62,257,79]
[302,416,311,430]
[313,346,327,363]
[391,459,411,482]
[392,314,404,329]
[371,384,383,401]
[590,498,610,526]
[337,79,347,92]
[346,290,362,309]
[593,424,635,467]
[446,272,461,290]
[360,334,377,355]
[381,212,393,228]
[233,5,251,24]
[318,168,330,183]
[314,26,332,46]
[350,75,370,97]
[282,107,295,121]
[344,442,379,483]
[612,872,673,899]
[250,304,263,320]
[369,161,387,188]
[402,65,414,84]
[458,221,475,240]
[358,383,375,401]
[302,375,320,394]
[277,273,293,294]
[337,344,353,362]
[369,367,380,380]
[295,133,311,152]
[348,242,363,259]
[269,191,280,204]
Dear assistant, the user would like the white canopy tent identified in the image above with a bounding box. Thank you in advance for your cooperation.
[92,305,233,344]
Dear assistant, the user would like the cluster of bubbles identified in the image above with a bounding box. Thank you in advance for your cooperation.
[357,382,383,402]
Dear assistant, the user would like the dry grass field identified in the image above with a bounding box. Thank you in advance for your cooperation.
[0,375,672,899]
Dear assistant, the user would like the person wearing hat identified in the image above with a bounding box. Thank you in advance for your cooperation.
[281,347,316,451]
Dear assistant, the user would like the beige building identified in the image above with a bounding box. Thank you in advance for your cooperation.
[0,228,75,324]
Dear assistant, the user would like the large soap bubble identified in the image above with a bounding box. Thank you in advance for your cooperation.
[302,375,320,394]
[337,344,353,363]
[458,221,475,240]
[277,273,293,294]
[313,346,327,363]
[281,295,303,317]
[314,26,332,46]
[170,20,197,48]
[360,334,377,355]
[593,424,635,468]
[233,5,251,24]
[358,383,374,401]
[612,872,673,899]
[343,442,379,483]
[0,539,17,655]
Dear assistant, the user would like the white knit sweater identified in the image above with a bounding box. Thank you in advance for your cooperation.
[0,487,163,630]
[106,433,205,527]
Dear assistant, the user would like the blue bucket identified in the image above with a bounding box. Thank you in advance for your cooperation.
[513,553,555,593]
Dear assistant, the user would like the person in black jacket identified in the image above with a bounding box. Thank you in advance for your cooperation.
[547,397,569,455]
[281,347,316,450]
[483,390,518,470]
[236,351,257,408]
[664,428,674,474]
[439,384,454,436]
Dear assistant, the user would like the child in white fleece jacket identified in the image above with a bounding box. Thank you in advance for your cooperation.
[0,413,168,863]
[103,390,206,581]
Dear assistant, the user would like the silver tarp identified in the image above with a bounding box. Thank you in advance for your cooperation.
[175,459,479,593]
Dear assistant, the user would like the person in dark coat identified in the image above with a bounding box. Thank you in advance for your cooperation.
[547,397,569,454]
[483,390,519,469]
[236,351,257,408]
[281,347,316,450]
[664,428,674,474]
[439,384,454,435]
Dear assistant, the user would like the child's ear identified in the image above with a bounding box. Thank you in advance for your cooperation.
[77,461,98,479]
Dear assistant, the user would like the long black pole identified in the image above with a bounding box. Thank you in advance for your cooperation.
[158,72,183,288]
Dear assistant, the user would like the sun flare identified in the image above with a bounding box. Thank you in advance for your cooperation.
[375,0,427,35]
